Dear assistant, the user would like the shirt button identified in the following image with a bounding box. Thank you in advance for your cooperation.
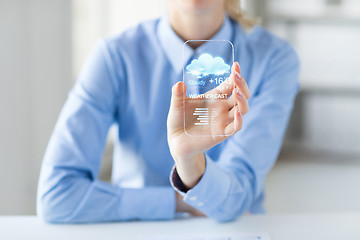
[197,201,205,207]
[189,196,197,201]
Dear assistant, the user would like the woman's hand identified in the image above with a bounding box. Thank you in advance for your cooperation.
[175,192,206,217]
[167,62,251,189]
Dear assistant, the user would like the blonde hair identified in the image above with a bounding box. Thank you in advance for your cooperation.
[225,0,258,29]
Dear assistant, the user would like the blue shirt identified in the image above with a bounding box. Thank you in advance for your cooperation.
[37,15,300,223]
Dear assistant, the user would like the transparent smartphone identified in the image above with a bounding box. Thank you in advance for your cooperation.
[183,40,235,136]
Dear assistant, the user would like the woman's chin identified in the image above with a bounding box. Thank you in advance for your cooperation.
[173,0,224,12]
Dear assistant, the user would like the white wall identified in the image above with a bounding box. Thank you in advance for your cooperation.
[72,0,166,77]
[266,0,360,155]
[0,0,73,214]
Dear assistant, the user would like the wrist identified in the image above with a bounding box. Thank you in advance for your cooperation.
[173,153,206,189]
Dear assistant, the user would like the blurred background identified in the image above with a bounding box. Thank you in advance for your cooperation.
[0,0,359,215]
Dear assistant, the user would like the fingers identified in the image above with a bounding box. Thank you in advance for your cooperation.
[233,62,251,99]
[233,88,249,115]
[206,65,236,97]
[224,106,243,136]
[214,75,234,96]
[205,76,234,98]
[199,62,250,103]
[224,88,247,133]
[209,62,250,100]
[170,81,186,111]
[190,209,206,217]
[222,87,248,135]
[226,88,249,114]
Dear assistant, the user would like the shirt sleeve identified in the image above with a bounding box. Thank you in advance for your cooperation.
[37,40,175,223]
[170,42,300,222]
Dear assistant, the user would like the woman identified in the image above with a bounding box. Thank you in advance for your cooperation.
[37,0,299,223]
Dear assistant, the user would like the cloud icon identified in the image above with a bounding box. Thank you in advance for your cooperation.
[186,53,230,76]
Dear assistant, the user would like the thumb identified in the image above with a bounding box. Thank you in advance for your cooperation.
[170,81,186,111]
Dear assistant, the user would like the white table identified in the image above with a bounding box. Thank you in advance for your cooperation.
[1,213,359,240]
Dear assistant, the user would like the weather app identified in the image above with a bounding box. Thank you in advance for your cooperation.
[182,40,235,136]
[186,53,230,77]
[185,53,232,99]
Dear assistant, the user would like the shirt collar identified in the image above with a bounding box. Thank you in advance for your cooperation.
[157,14,234,74]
